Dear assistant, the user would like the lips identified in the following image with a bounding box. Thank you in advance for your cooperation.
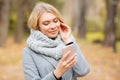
[49,30,57,34]
[49,29,58,34]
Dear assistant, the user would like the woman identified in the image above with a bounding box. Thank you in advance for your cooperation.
[22,2,90,80]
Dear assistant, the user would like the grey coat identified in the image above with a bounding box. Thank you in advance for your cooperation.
[22,41,90,80]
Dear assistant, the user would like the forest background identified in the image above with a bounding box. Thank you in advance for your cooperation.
[0,0,120,80]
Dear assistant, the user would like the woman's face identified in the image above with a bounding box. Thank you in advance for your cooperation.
[38,12,60,38]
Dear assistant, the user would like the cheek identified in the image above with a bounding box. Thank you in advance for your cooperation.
[56,23,60,31]
[56,22,60,28]
[56,22,60,31]
[40,24,49,29]
[39,25,49,33]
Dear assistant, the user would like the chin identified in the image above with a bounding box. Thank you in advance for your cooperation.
[50,35,57,38]
[49,34,58,38]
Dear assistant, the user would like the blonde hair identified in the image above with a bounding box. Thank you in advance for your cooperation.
[28,2,64,30]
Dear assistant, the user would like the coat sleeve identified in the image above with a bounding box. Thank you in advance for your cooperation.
[22,48,57,80]
[72,37,90,77]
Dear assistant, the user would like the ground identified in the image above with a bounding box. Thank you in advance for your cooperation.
[0,37,120,80]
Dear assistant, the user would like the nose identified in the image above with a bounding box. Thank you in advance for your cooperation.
[50,22,56,29]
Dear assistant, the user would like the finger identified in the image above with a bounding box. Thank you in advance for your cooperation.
[66,56,77,68]
[61,50,71,61]
[60,23,68,28]
[65,54,76,65]
[69,59,76,67]
[60,23,69,31]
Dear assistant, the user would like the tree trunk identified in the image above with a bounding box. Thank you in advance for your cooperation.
[104,0,118,52]
[14,0,24,43]
[78,0,87,39]
[72,0,87,39]
[104,0,118,49]
[0,0,10,47]
[72,0,80,33]
[14,0,35,43]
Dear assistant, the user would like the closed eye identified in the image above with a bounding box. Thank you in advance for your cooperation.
[43,21,50,26]
[53,18,58,23]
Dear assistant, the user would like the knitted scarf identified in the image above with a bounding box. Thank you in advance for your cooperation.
[27,29,65,60]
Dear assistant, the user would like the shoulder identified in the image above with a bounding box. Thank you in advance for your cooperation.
[23,47,39,55]
[22,47,44,60]
[22,47,32,57]
[22,47,36,58]
[23,47,34,54]
[22,47,40,64]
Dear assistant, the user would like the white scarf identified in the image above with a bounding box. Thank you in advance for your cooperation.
[27,29,65,60]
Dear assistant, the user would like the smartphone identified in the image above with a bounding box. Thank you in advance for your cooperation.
[62,44,74,58]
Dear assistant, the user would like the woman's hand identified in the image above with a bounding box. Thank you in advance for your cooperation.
[54,51,77,78]
[59,23,72,44]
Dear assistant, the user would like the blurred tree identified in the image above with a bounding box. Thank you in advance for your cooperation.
[78,0,87,39]
[14,0,24,43]
[0,0,10,47]
[72,0,80,34]
[72,0,88,39]
[14,0,35,43]
[104,0,118,52]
